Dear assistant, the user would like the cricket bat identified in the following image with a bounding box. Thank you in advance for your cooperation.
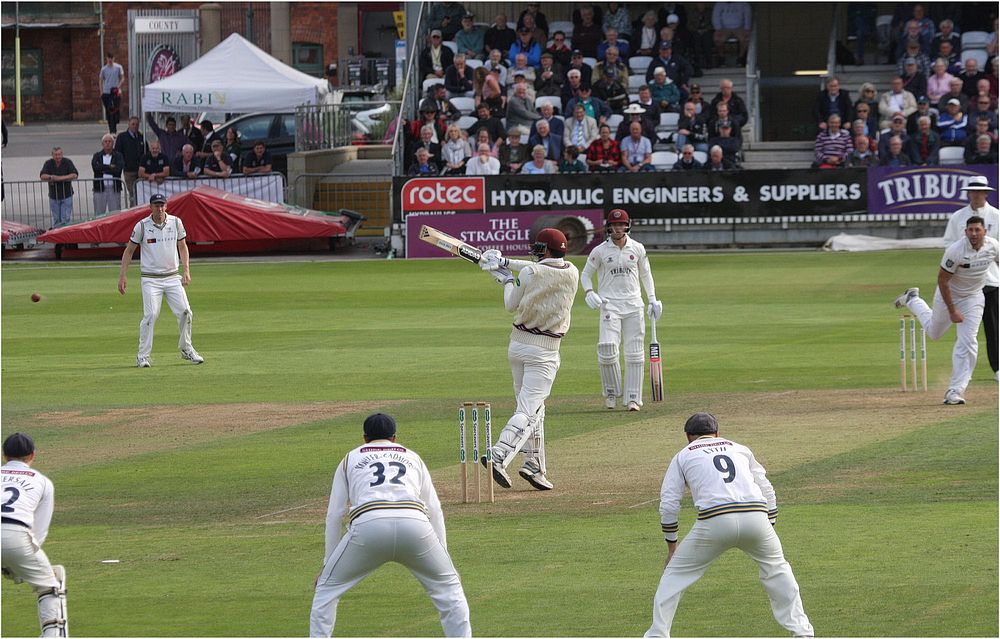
[419,225,483,263]
[649,318,664,402]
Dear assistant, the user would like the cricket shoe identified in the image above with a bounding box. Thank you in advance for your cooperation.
[627,401,641,412]
[518,459,553,490]
[136,356,151,368]
[181,348,205,364]
[893,287,919,309]
[943,389,966,405]
[481,451,512,489]
[604,395,617,409]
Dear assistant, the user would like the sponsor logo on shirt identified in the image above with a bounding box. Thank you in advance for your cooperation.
[146,238,157,244]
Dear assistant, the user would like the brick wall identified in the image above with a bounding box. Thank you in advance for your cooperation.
[291,3,338,69]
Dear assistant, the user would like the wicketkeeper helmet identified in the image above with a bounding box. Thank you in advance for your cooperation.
[606,208,631,233]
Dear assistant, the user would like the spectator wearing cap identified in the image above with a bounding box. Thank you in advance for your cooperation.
[528,118,563,161]
[905,115,941,165]
[960,58,986,98]
[687,83,711,116]
[650,68,681,113]
[558,145,589,173]
[467,102,506,144]
[507,82,542,132]
[484,13,516,58]
[597,28,631,62]
[968,96,998,132]
[878,135,911,166]
[635,10,661,57]
[712,2,751,64]
[573,6,604,57]
[709,79,749,130]
[900,58,928,103]
[676,100,710,153]
[498,126,531,173]
[616,103,657,143]
[673,144,703,170]
[709,118,743,167]
[445,54,476,97]
[509,25,542,69]
[531,100,565,141]
[645,41,693,93]
[482,49,509,87]
[534,53,564,98]
[419,30,454,80]
[466,143,501,175]
[566,85,612,126]
[878,77,917,129]
[847,135,876,167]
[966,133,999,164]
[422,83,459,123]
[936,77,966,113]
[812,76,853,131]
[878,113,910,158]
[586,123,621,172]
[931,19,962,58]
[546,31,573,69]
[906,95,937,135]
[521,144,558,174]
[619,121,655,172]
[517,3,549,41]
[566,50,595,88]
[937,98,969,145]
[565,103,601,153]
[426,1,466,40]
[440,123,471,175]
[896,38,931,77]
[705,144,734,170]
[455,12,487,60]
[927,58,957,105]
[592,47,630,113]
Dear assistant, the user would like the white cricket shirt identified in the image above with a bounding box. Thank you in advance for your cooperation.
[581,236,657,313]
[324,440,445,560]
[940,235,1000,298]
[129,214,186,277]
[943,203,999,287]
[658,436,777,542]
[1,461,55,544]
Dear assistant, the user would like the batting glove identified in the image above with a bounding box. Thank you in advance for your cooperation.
[493,266,514,285]
[585,290,603,310]
[480,249,508,271]
[647,298,663,321]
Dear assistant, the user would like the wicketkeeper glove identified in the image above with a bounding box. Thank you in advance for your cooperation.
[647,298,663,321]
[585,290,604,309]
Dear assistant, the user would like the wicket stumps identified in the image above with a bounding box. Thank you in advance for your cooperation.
[459,402,494,503]
[899,315,927,392]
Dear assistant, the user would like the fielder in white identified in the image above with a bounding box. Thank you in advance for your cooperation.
[118,192,204,368]
[646,413,813,638]
[2,433,69,637]
[309,413,471,637]
[580,208,662,410]
[478,228,579,490]
[942,176,999,382]
[896,215,1000,404]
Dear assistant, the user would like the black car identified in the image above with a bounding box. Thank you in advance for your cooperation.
[206,112,295,176]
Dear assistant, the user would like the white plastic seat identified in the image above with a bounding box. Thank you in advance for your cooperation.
[629,55,653,74]
[961,31,990,49]
[657,112,680,130]
[549,21,574,37]
[628,75,645,91]
[651,151,678,169]
[466,59,484,70]
[693,150,708,164]
[535,96,561,114]
[582,57,598,68]
[457,115,478,131]
[961,49,988,71]
[450,97,476,115]
[442,41,458,54]
[607,114,624,130]
[939,146,965,165]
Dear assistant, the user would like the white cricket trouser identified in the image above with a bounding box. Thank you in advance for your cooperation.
[599,307,645,405]
[309,516,471,637]
[907,289,985,394]
[139,276,193,359]
[494,340,560,467]
[2,525,61,633]
[645,512,813,638]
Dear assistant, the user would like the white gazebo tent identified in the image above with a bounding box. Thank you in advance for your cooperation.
[141,33,329,114]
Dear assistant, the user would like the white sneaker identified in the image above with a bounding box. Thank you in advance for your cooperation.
[893,287,919,309]
[136,356,151,368]
[627,401,641,412]
[943,389,966,405]
[604,395,617,409]
[481,449,511,488]
[518,459,553,490]
[181,348,204,364]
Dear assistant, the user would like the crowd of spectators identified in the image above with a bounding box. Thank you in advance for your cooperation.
[407,1,765,175]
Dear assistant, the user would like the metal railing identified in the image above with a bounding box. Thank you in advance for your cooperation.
[391,2,428,177]
[826,4,844,78]
[288,173,392,234]
[295,101,401,151]
[329,58,397,93]
[2,178,128,230]
[745,22,762,143]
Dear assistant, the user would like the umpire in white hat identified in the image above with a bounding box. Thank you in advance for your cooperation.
[942,175,999,381]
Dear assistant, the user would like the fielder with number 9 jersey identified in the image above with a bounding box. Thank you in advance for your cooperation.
[309,414,471,637]
[645,413,813,638]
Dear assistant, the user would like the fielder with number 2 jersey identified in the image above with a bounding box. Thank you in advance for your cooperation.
[309,413,471,637]
[645,413,813,638]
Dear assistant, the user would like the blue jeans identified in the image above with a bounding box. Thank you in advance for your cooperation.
[675,133,709,153]
[49,197,73,227]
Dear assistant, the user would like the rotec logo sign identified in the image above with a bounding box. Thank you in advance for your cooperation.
[402,177,485,213]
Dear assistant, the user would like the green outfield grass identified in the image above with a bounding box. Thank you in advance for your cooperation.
[2,250,997,637]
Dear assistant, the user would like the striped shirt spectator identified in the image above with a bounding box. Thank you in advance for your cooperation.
[813,115,853,167]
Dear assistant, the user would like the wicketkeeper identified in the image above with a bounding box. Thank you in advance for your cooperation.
[580,209,662,411]
[478,228,580,490]
[2,433,69,637]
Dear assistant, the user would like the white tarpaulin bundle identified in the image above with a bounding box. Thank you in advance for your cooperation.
[142,33,328,113]
[823,233,948,251]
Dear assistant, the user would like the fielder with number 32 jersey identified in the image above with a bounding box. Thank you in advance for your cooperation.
[309,414,471,638]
